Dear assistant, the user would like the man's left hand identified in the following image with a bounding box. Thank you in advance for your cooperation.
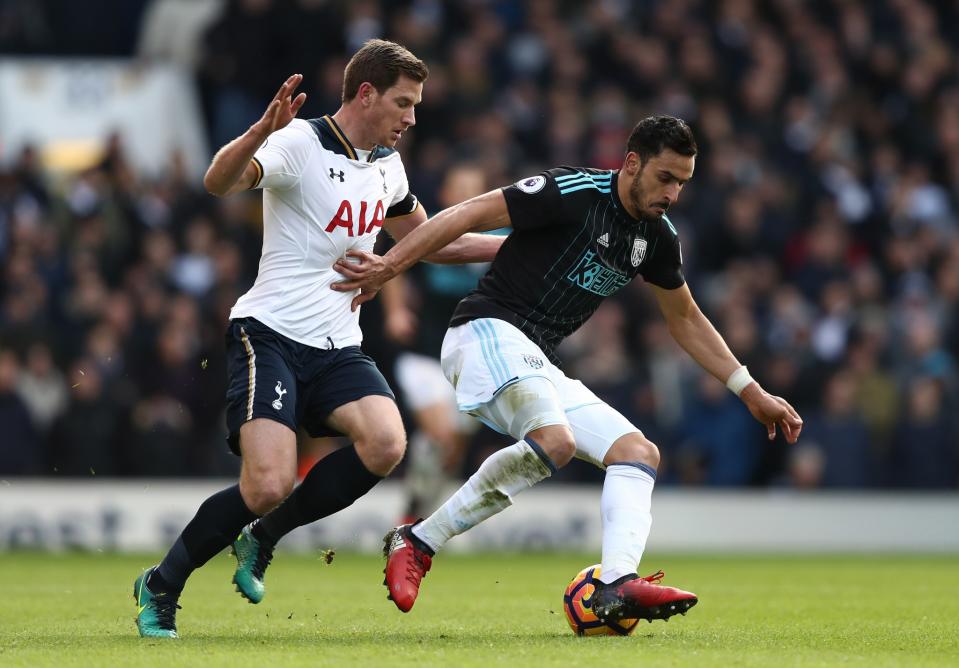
[331,250,394,311]
[740,383,803,443]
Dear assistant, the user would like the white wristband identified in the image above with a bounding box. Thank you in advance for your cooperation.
[725,366,754,396]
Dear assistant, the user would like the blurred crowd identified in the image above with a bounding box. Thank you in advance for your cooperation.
[1,0,957,488]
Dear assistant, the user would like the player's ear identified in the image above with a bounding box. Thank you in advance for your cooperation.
[357,82,376,107]
[623,151,641,175]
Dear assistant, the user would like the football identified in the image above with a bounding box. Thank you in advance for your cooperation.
[563,564,640,636]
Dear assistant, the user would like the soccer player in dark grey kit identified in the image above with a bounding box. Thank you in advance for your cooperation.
[333,116,803,624]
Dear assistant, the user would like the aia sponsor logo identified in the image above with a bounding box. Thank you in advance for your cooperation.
[326,200,385,236]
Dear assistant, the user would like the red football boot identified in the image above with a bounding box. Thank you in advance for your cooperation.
[382,523,433,612]
[591,570,698,623]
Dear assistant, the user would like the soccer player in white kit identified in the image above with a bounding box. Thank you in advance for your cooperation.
[133,40,503,639]
[333,116,804,624]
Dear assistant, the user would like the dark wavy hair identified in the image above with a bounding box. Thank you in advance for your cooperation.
[626,116,698,164]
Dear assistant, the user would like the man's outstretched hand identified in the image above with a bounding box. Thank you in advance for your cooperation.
[740,384,803,443]
[331,250,395,311]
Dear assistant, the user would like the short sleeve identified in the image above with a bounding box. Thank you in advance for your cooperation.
[250,123,314,190]
[500,169,569,231]
[386,192,418,218]
[641,228,685,289]
[385,156,419,218]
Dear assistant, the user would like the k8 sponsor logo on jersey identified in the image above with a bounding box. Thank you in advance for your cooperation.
[566,250,630,296]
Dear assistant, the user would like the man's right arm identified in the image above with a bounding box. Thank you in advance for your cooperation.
[384,191,510,269]
[203,73,306,197]
[331,189,510,308]
[203,129,268,196]
[392,188,511,264]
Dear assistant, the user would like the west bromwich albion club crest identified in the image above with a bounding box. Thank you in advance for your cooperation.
[522,354,545,369]
[631,237,647,267]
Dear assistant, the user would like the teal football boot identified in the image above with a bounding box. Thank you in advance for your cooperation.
[231,523,275,604]
[133,566,180,638]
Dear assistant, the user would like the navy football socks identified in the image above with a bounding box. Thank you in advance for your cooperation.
[252,445,382,545]
[150,484,257,594]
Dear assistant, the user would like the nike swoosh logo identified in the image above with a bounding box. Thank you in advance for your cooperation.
[136,581,147,616]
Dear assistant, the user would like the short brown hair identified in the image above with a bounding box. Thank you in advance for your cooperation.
[342,39,429,102]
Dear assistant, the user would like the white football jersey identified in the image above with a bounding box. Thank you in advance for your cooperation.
[229,116,418,349]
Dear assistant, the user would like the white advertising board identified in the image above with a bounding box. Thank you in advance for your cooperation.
[0,480,956,553]
[0,59,209,177]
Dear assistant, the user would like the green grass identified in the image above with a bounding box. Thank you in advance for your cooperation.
[0,552,957,667]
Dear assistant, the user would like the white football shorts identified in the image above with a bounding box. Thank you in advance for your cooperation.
[440,318,640,467]
[394,351,477,433]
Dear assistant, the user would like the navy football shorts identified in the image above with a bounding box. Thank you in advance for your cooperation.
[224,317,395,454]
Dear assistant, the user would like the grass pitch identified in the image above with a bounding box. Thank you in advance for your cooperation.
[0,551,956,667]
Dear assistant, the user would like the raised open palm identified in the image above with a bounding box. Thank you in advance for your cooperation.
[253,74,307,135]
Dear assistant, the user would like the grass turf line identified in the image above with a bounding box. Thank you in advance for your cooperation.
[0,552,956,667]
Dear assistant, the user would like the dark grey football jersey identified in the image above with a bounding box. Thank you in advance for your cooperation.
[450,167,685,363]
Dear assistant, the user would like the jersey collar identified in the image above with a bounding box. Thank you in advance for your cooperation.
[308,116,397,163]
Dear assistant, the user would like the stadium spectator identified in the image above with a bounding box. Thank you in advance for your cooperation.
[800,370,876,488]
[890,376,958,489]
[677,373,764,486]
[47,361,124,476]
[15,342,68,437]
[0,349,40,474]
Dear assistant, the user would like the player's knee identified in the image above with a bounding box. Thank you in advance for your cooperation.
[550,436,577,468]
[243,475,295,515]
[638,439,661,469]
[603,433,659,469]
[528,426,576,469]
[550,436,576,466]
[357,431,407,477]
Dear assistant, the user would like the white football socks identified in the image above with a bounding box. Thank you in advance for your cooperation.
[411,440,553,553]
[598,464,655,584]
